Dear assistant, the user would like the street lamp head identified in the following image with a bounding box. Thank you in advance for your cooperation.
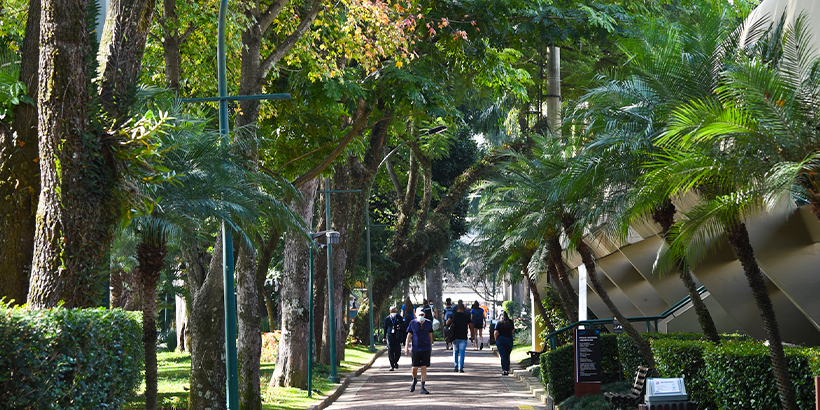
[326,230,340,244]
[421,125,447,136]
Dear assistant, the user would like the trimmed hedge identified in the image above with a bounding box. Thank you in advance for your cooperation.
[541,342,575,403]
[703,341,816,410]
[0,305,144,409]
[652,338,714,409]
[617,332,752,379]
[539,335,621,404]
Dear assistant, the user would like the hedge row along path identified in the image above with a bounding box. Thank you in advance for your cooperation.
[323,345,544,410]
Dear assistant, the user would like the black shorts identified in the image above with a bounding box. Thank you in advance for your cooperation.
[411,350,431,367]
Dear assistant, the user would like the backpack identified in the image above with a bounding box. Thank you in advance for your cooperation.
[444,306,454,322]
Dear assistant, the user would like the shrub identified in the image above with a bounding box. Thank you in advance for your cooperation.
[261,331,280,363]
[0,305,144,409]
[541,342,575,403]
[703,341,816,410]
[652,338,715,408]
[503,300,521,318]
[600,333,621,384]
[617,332,749,379]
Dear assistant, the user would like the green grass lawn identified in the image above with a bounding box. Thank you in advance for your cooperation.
[125,345,380,410]
[511,343,534,367]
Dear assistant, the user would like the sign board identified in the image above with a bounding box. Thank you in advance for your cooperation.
[575,328,601,383]
[646,378,689,405]
[612,319,623,334]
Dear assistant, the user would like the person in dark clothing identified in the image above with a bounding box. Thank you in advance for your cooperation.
[494,311,515,375]
[399,297,414,347]
[446,302,472,372]
[405,307,434,394]
[471,301,485,350]
[443,298,454,350]
[384,306,403,370]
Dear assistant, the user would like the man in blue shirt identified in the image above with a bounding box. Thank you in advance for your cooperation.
[405,307,433,394]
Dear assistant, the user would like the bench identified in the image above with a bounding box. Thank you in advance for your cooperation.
[605,366,649,410]
[526,346,546,366]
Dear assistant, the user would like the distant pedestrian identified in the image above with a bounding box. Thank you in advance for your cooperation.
[405,307,433,394]
[443,298,454,349]
[446,302,471,372]
[494,311,515,375]
[399,297,414,346]
[384,306,403,370]
[471,301,485,350]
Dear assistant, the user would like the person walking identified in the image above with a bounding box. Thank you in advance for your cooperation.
[443,298,454,349]
[471,301,486,350]
[446,302,471,372]
[494,311,515,375]
[384,306,403,370]
[405,307,434,394]
[399,297,414,348]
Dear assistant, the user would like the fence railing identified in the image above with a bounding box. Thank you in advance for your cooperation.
[543,286,707,350]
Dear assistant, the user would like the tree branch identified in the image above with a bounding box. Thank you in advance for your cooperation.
[260,0,323,77]
[291,98,371,188]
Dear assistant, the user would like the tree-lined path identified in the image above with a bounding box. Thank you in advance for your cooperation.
[324,346,543,410]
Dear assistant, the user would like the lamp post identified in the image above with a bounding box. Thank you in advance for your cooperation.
[307,230,339,396]
[364,125,447,352]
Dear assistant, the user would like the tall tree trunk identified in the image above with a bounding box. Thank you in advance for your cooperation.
[725,220,798,410]
[652,199,719,343]
[236,247,261,409]
[0,0,40,306]
[29,0,155,308]
[96,0,155,124]
[547,235,578,321]
[562,215,655,372]
[269,179,319,388]
[137,240,168,410]
[547,260,577,323]
[255,227,281,334]
[526,267,555,337]
[160,0,193,92]
[187,237,226,410]
[27,0,97,308]
[175,286,189,352]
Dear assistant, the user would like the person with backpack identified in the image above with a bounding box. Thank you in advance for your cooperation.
[442,298,454,349]
[470,301,485,350]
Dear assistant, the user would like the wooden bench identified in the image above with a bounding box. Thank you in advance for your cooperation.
[605,366,649,410]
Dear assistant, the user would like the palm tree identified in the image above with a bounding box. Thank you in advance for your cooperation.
[118,98,299,410]
[647,14,820,410]
[569,4,751,344]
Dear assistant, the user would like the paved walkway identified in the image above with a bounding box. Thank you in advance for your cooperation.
[324,344,544,410]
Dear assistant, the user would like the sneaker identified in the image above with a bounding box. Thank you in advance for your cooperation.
[480,342,484,350]
[410,379,417,392]
[459,369,464,373]
[454,367,459,372]
[389,367,394,371]
[420,387,430,394]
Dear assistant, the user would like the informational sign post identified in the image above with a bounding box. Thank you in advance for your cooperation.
[574,328,602,397]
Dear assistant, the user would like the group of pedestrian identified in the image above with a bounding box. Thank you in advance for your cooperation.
[384,297,517,394]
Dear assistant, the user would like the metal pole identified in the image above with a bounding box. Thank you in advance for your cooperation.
[308,245,314,396]
[326,178,340,383]
[216,0,238,404]
[222,222,239,409]
[366,187,376,352]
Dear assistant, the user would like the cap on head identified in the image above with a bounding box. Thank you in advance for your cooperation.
[390,306,397,312]
[416,307,425,316]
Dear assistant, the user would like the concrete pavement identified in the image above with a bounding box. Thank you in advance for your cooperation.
[323,343,545,410]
